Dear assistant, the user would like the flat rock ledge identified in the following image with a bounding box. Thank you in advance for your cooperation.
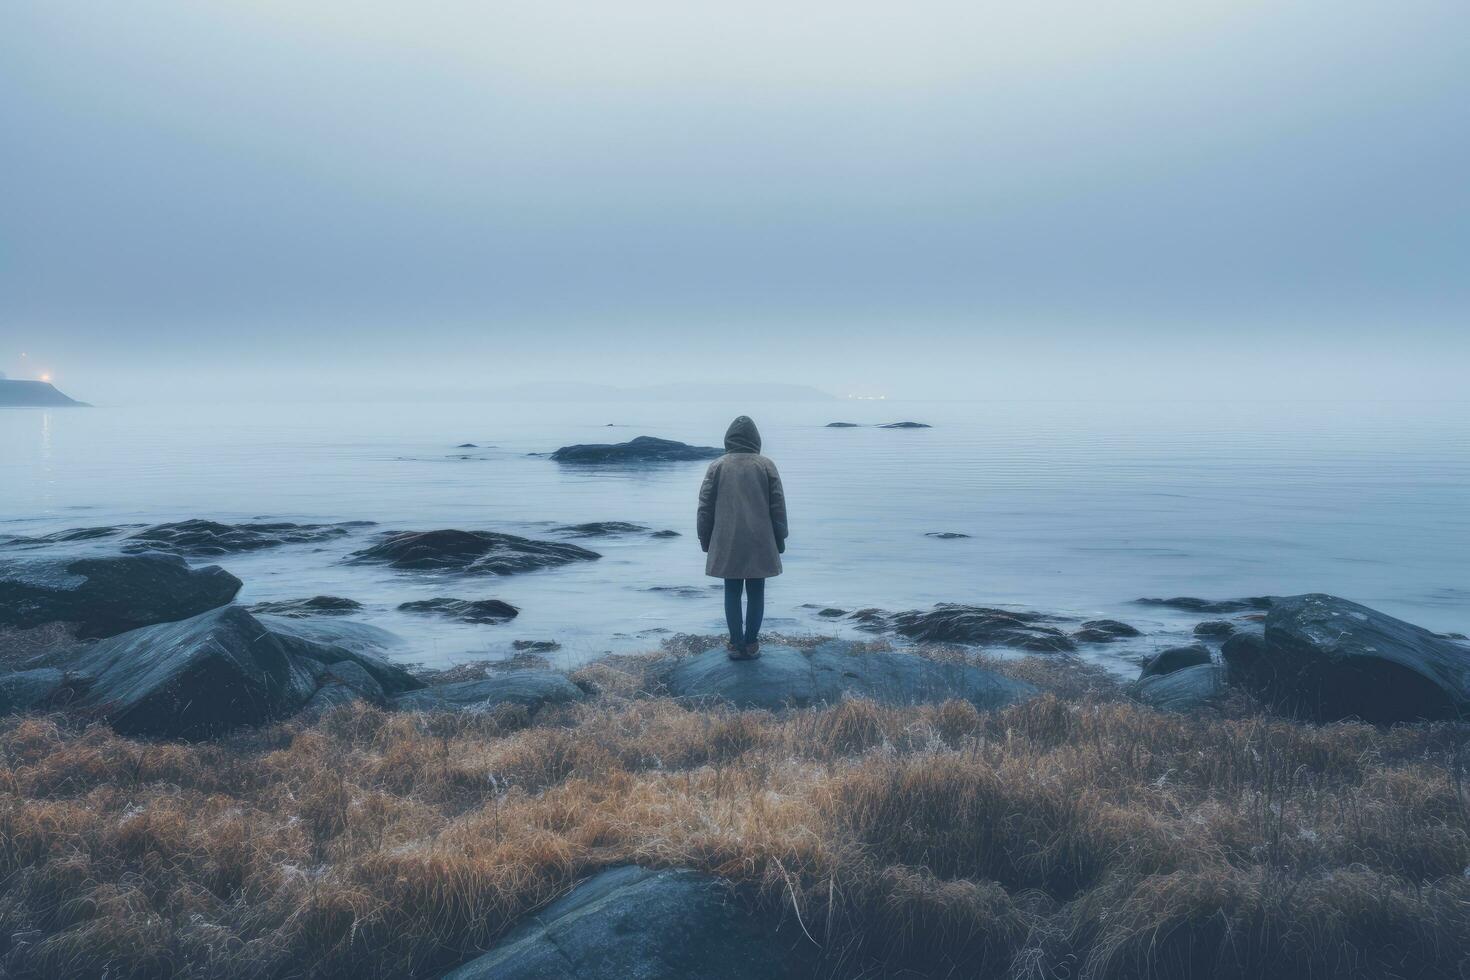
[442,865,813,980]
[548,436,722,464]
[663,639,1038,712]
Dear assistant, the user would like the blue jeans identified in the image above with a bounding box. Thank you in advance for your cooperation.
[724,578,765,647]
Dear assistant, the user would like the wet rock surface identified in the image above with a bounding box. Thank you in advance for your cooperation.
[398,597,520,624]
[1193,619,1237,638]
[549,436,722,464]
[0,554,241,638]
[925,531,970,539]
[1139,644,1212,679]
[443,865,813,980]
[121,519,373,557]
[513,639,561,653]
[0,525,138,548]
[348,529,600,575]
[0,668,68,715]
[1135,596,1274,614]
[878,421,932,428]
[1073,619,1141,642]
[248,595,363,618]
[1221,593,1470,722]
[663,639,1039,712]
[552,522,651,537]
[854,604,1076,653]
[390,670,583,714]
[1134,663,1230,712]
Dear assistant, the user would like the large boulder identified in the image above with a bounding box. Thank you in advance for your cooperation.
[348,529,600,575]
[548,436,722,464]
[443,865,812,980]
[389,670,583,714]
[0,554,241,638]
[854,604,1075,653]
[1134,663,1230,713]
[32,606,318,738]
[121,519,372,557]
[664,640,1038,712]
[1221,594,1470,722]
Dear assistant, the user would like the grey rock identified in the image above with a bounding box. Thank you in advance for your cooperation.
[650,529,681,538]
[549,436,723,464]
[121,519,373,557]
[0,668,67,715]
[1139,644,1212,679]
[1135,596,1274,614]
[925,531,970,539]
[0,554,241,638]
[1193,619,1237,638]
[1134,663,1229,712]
[1073,619,1142,642]
[0,525,138,548]
[443,865,812,980]
[878,421,932,428]
[552,522,650,537]
[1221,593,1470,722]
[390,670,583,713]
[248,595,363,618]
[348,529,600,575]
[664,640,1038,712]
[859,604,1075,653]
[259,614,422,696]
[513,640,561,653]
[398,597,520,624]
[825,421,861,427]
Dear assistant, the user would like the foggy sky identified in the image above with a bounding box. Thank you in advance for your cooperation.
[2,2,1467,402]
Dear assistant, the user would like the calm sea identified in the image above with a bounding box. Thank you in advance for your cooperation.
[3,398,1466,673]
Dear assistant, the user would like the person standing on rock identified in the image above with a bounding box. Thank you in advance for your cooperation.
[697,416,788,660]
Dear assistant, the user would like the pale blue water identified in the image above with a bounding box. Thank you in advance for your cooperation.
[2,398,1467,673]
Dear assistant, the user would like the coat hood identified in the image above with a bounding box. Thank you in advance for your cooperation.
[724,416,761,453]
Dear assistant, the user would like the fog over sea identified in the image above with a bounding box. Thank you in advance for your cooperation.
[3,397,1467,672]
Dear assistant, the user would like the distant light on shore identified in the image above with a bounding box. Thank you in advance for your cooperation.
[845,393,888,400]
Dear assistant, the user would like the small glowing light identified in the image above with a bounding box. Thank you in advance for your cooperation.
[38,373,51,383]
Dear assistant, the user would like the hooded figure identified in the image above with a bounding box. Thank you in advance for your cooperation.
[697,416,788,580]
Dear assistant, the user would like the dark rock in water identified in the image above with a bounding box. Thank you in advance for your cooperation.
[1193,619,1236,638]
[1220,593,1470,722]
[1437,631,1467,640]
[0,668,68,715]
[348,529,600,575]
[925,531,970,539]
[1140,644,1212,679]
[398,597,519,624]
[444,865,814,980]
[390,670,583,714]
[553,521,650,537]
[879,421,931,428]
[650,529,681,538]
[0,525,137,548]
[456,443,478,448]
[664,640,1038,712]
[259,614,422,696]
[32,606,318,738]
[646,585,708,599]
[549,436,723,464]
[859,604,1075,653]
[1134,663,1229,712]
[817,607,847,617]
[825,421,861,427]
[513,639,561,653]
[1073,619,1142,642]
[248,595,363,618]
[1135,596,1274,614]
[122,519,371,557]
[0,379,88,407]
[0,554,241,638]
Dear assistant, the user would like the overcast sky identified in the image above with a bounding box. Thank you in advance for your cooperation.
[2,1,1466,401]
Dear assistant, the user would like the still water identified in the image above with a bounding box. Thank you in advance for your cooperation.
[2,398,1466,672]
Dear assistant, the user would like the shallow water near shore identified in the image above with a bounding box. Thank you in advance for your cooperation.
[2,397,1467,672]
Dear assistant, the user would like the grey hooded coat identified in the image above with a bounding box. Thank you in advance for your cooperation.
[697,417,788,579]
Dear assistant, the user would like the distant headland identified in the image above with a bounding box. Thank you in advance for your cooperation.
[0,379,89,407]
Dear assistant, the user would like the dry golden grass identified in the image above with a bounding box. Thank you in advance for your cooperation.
[0,650,1465,979]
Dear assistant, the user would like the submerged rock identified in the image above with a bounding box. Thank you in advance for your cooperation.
[1135,596,1274,614]
[825,421,861,427]
[552,521,651,537]
[650,529,681,538]
[879,421,932,428]
[0,554,241,638]
[925,531,970,539]
[122,519,372,557]
[664,640,1038,712]
[1073,619,1142,642]
[248,595,363,618]
[857,604,1075,653]
[398,597,519,624]
[1134,663,1230,712]
[0,525,137,548]
[348,529,600,575]
[513,639,561,653]
[1221,593,1470,722]
[444,865,813,980]
[1139,644,1212,679]
[549,436,722,464]
[390,670,583,714]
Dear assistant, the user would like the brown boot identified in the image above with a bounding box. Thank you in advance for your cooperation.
[743,640,761,660]
[725,638,746,660]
